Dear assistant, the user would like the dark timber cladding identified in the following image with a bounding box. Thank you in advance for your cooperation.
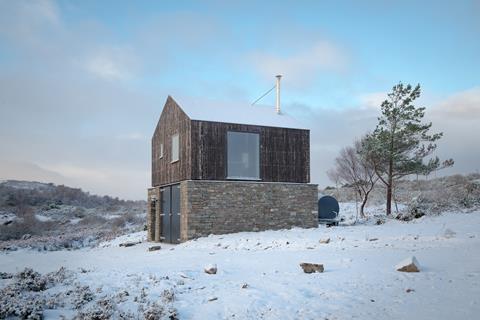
[190,120,310,183]
[152,96,191,187]
[151,96,310,187]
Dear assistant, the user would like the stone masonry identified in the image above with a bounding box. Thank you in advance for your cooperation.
[147,187,160,241]
[180,180,318,241]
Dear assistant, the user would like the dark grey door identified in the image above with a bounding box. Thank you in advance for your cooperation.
[171,184,181,244]
[161,187,171,242]
[160,184,181,244]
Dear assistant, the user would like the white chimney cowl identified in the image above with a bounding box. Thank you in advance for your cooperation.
[275,75,282,114]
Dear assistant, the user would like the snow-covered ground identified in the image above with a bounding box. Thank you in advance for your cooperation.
[1,203,480,319]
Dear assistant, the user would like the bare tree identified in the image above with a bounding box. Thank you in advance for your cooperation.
[328,137,379,218]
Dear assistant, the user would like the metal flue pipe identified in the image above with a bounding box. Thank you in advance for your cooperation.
[275,75,282,114]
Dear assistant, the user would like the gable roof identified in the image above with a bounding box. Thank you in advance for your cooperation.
[170,96,308,130]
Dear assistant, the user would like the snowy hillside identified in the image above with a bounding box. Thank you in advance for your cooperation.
[0,180,146,251]
[323,173,480,214]
[1,203,479,319]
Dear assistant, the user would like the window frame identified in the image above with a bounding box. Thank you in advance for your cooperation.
[226,130,260,180]
[159,143,164,159]
[171,134,179,163]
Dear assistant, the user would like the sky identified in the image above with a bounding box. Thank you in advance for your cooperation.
[0,0,479,200]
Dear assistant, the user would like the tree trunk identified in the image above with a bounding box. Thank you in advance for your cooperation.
[386,183,392,215]
[360,195,367,218]
[386,158,393,215]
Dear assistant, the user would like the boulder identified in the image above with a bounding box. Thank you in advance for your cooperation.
[396,256,420,272]
[300,263,324,273]
[319,238,330,244]
[204,264,217,275]
[119,241,141,247]
[21,234,32,240]
[148,245,162,252]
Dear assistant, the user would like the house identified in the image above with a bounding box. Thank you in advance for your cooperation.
[147,95,318,243]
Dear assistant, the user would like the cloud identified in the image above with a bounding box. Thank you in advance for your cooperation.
[0,160,148,200]
[0,160,69,186]
[40,163,149,200]
[1,1,477,199]
[425,87,480,177]
[431,87,480,119]
[85,47,138,81]
[285,101,378,188]
[24,0,59,25]
[250,41,349,87]
[289,86,480,188]
[358,92,388,110]
[0,6,156,200]
[0,0,61,51]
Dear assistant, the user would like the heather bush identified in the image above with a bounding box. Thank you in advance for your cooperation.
[0,207,56,241]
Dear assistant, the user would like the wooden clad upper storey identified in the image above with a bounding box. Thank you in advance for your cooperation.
[151,96,310,187]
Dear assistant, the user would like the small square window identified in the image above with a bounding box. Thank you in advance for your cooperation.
[171,134,179,162]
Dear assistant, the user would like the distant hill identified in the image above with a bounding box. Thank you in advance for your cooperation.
[0,180,141,209]
[322,173,480,217]
[0,180,146,250]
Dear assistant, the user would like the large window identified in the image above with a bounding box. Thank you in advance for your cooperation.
[171,134,179,162]
[227,131,259,180]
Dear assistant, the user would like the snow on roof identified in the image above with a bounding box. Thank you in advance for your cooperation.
[172,96,308,130]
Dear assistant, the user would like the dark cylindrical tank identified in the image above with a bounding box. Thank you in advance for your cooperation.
[318,195,340,220]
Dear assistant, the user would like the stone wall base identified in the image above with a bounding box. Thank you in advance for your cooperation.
[148,180,318,242]
[147,187,160,242]
[181,180,318,241]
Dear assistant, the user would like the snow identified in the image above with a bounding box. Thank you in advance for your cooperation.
[35,214,53,222]
[172,96,308,130]
[0,212,16,225]
[0,180,52,190]
[1,204,480,319]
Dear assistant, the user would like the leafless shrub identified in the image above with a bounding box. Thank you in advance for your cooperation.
[328,137,379,218]
[0,267,75,319]
[326,173,480,215]
[73,207,86,218]
[71,285,95,309]
[78,215,108,226]
[0,207,57,241]
[111,217,126,231]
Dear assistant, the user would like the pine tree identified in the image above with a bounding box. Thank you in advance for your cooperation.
[363,83,453,215]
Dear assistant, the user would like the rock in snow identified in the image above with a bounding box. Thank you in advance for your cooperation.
[119,241,141,247]
[204,264,217,275]
[21,234,32,240]
[396,256,421,272]
[319,238,330,244]
[148,245,162,252]
[300,263,324,273]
